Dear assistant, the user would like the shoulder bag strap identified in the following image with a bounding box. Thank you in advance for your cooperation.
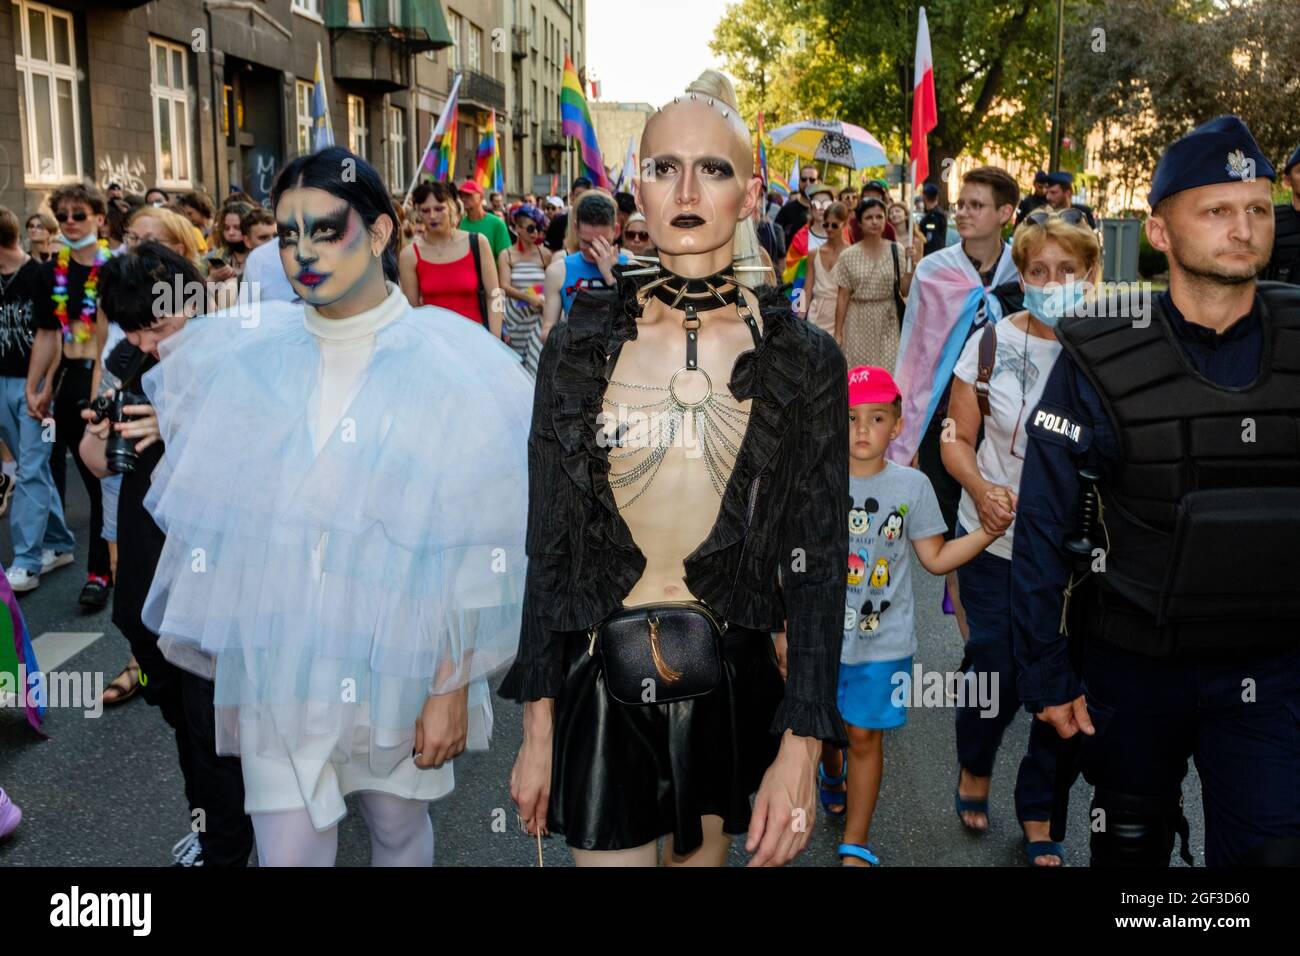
[890,242,905,331]
[468,234,491,332]
[975,322,997,418]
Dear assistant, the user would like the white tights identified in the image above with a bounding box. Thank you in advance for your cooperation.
[251,792,435,867]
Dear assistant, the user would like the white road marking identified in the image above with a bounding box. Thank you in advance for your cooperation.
[28,631,105,673]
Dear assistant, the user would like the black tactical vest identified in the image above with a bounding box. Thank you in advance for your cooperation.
[1056,283,1300,656]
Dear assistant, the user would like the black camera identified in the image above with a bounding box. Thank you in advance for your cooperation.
[87,390,150,474]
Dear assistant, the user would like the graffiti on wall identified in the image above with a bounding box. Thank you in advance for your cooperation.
[97,154,148,195]
[247,147,279,207]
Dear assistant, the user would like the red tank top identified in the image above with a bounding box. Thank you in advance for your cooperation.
[413,240,483,325]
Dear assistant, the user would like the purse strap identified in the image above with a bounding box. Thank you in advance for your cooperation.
[889,243,905,329]
[468,233,491,331]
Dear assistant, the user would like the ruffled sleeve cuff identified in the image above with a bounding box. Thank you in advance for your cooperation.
[497,656,561,702]
[768,694,847,747]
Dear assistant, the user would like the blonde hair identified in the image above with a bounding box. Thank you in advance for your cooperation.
[1012,216,1101,275]
[129,206,201,262]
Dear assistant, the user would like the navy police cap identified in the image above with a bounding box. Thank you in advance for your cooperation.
[1285,143,1300,174]
[1148,115,1275,208]
[1046,171,1073,187]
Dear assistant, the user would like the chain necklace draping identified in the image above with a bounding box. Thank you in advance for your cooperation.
[602,259,765,510]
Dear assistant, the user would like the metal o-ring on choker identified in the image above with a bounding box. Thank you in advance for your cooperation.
[669,365,713,409]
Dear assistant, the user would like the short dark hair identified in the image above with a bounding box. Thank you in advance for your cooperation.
[575,191,617,228]
[104,197,141,244]
[99,241,207,332]
[855,197,887,220]
[0,207,19,247]
[272,146,401,282]
[241,206,276,234]
[177,190,215,220]
[49,182,106,216]
[962,165,1020,211]
[145,187,170,202]
[572,176,593,192]
[613,191,637,215]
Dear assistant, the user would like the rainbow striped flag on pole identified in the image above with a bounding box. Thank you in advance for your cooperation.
[405,73,462,202]
[560,55,610,189]
[756,111,768,188]
[474,110,504,193]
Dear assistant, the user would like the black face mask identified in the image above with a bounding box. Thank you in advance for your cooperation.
[225,240,248,255]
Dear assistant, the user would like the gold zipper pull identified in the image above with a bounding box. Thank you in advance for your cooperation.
[587,627,598,657]
[648,614,683,684]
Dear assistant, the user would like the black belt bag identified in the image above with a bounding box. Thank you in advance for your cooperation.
[590,601,726,706]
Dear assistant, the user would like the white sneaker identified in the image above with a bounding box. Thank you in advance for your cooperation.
[6,567,39,592]
[40,550,74,574]
[171,830,204,867]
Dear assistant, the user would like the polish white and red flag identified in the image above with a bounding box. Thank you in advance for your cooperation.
[910,6,938,187]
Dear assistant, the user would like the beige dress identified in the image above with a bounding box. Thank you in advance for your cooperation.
[805,245,841,337]
[831,241,905,370]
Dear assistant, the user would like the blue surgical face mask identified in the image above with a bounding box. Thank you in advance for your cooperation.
[1022,280,1087,327]
[62,231,100,250]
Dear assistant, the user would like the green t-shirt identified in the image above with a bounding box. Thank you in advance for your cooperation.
[460,212,512,258]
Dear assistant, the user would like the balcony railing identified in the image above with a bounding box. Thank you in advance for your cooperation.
[512,109,531,138]
[511,26,529,60]
[540,121,565,149]
[324,0,452,53]
[452,67,506,113]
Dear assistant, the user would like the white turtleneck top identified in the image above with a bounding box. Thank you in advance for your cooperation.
[301,282,406,454]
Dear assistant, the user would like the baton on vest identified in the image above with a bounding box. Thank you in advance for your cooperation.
[1048,466,1103,842]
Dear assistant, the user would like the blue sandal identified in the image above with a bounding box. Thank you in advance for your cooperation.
[1024,839,1066,866]
[818,748,847,816]
[838,843,880,866]
[954,787,990,835]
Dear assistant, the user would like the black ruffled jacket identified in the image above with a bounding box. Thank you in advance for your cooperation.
[498,267,849,745]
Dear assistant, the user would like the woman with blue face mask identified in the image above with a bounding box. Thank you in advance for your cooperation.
[940,209,1101,867]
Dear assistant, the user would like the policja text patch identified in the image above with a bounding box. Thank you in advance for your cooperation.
[1026,401,1092,452]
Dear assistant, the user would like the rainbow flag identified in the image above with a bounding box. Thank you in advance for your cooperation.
[474,110,505,193]
[0,571,43,733]
[560,55,610,189]
[756,111,769,188]
[417,72,461,182]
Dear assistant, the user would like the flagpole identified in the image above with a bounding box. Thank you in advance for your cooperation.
[406,72,463,204]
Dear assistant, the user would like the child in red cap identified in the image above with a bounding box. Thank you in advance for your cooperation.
[821,365,1007,866]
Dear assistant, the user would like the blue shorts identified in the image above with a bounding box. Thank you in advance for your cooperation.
[837,657,912,730]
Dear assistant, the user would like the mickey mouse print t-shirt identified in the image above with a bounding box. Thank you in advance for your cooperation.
[842,460,947,664]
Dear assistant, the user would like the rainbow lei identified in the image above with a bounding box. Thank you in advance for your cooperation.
[52,240,110,344]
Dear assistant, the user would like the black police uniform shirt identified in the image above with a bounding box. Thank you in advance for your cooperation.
[0,258,52,378]
[920,207,947,255]
[1015,194,1049,226]
[104,341,167,645]
[1010,291,1264,711]
[1071,202,1099,230]
[1265,202,1300,284]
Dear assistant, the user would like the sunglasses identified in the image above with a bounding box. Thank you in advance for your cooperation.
[517,223,538,233]
[624,230,650,242]
[800,176,818,183]
[1024,207,1088,227]
[55,211,89,223]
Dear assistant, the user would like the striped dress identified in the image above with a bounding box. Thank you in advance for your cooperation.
[502,250,546,376]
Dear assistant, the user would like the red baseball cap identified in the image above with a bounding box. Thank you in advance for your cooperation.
[458,180,484,196]
[848,365,900,407]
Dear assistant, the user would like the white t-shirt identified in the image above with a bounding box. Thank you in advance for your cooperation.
[952,317,1062,560]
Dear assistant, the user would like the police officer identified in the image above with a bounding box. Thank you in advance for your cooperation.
[1263,144,1300,284]
[1043,171,1097,230]
[919,183,947,255]
[1014,171,1050,226]
[1011,115,1300,867]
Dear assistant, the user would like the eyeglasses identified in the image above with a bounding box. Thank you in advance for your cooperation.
[624,230,650,242]
[55,211,89,223]
[1024,207,1088,227]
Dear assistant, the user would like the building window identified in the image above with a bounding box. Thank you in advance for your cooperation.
[386,105,406,190]
[292,0,322,16]
[346,0,363,23]
[295,80,314,154]
[13,0,81,183]
[447,12,461,71]
[468,25,482,72]
[348,95,368,158]
[149,38,192,187]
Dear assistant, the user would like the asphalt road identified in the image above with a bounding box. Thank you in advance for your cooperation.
[0,463,1204,867]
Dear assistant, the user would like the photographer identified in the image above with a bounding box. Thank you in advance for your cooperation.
[79,242,253,867]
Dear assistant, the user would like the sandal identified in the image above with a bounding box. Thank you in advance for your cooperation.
[954,778,990,835]
[1024,839,1066,867]
[101,659,141,706]
[818,747,848,816]
[838,842,880,866]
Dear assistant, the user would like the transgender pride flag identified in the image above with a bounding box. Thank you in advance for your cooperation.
[560,55,610,189]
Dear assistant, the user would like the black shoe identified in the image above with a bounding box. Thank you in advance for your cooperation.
[79,576,111,609]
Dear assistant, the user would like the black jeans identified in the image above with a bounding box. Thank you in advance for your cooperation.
[49,359,110,578]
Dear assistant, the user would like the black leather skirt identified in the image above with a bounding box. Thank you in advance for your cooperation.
[549,623,784,854]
